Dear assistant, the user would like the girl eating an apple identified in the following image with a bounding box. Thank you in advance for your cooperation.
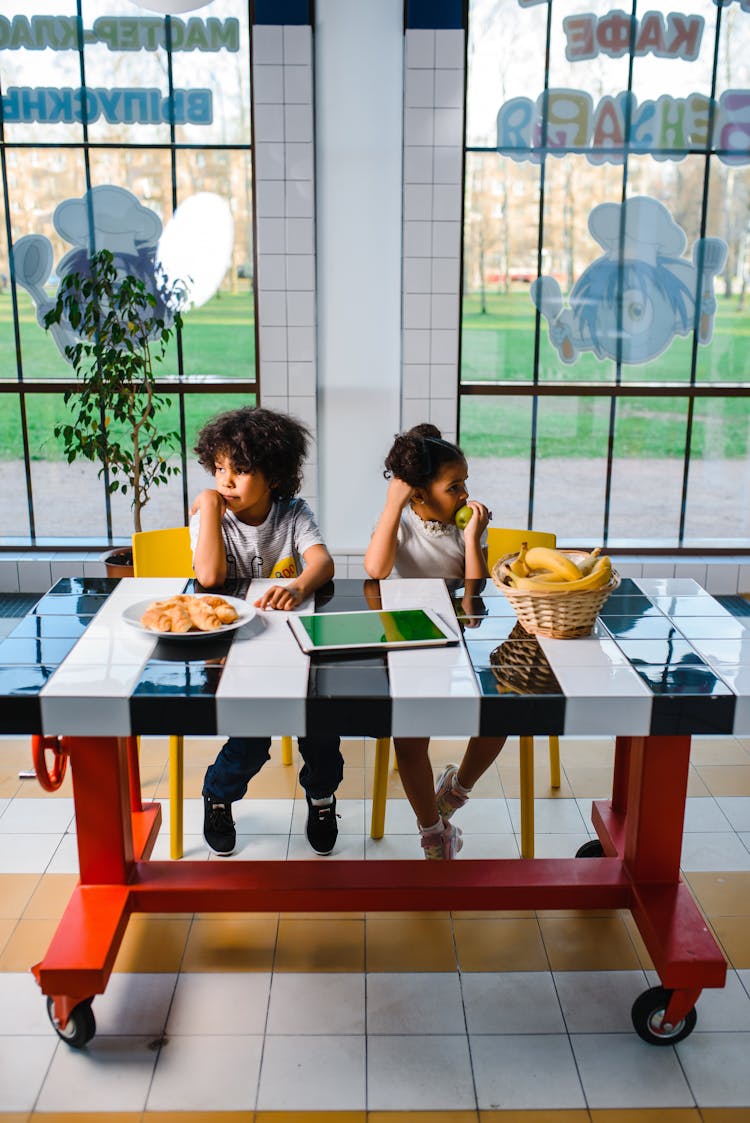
[364,423,506,860]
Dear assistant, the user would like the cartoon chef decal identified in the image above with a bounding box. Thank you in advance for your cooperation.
[531,196,727,365]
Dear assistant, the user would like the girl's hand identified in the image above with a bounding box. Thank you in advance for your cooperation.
[254,583,304,611]
[385,476,415,511]
[190,489,227,518]
[461,500,491,539]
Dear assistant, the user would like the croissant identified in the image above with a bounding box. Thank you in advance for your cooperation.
[199,595,238,624]
[140,593,239,633]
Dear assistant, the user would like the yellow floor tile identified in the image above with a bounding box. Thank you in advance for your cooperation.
[498,765,574,798]
[620,912,655,971]
[480,1113,591,1123]
[683,872,750,917]
[560,737,615,765]
[710,916,750,969]
[694,765,750,796]
[700,1111,750,1123]
[538,915,642,970]
[563,767,614,798]
[453,917,548,971]
[341,737,367,767]
[256,1114,365,1123]
[15,773,74,798]
[590,1111,701,1122]
[0,873,41,919]
[690,738,750,765]
[0,917,59,971]
[244,764,300,799]
[30,1116,142,1123]
[371,1113,477,1123]
[112,916,192,973]
[275,917,364,971]
[0,1114,30,1123]
[144,1114,252,1123]
[182,916,277,971]
[336,767,366,799]
[365,914,456,971]
[686,769,711,796]
[22,874,78,920]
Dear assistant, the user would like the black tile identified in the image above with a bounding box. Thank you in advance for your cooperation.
[453,615,520,642]
[686,638,750,664]
[616,638,703,667]
[599,595,659,617]
[33,593,107,616]
[0,664,57,693]
[134,663,225,696]
[608,577,644,597]
[650,595,732,618]
[130,694,218,735]
[473,665,563,698]
[635,664,733,695]
[601,616,685,641]
[6,614,93,639]
[649,694,736,736]
[309,665,391,698]
[311,652,389,670]
[188,578,251,599]
[479,694,566,736]
[148,636,234,662]
[0,693,42,732]
[675,617,747,641]
[0,636,78,665]
[306,696,391,737]
[48,577,119,595]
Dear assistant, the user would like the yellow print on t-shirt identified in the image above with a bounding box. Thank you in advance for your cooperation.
[270,555,298,579]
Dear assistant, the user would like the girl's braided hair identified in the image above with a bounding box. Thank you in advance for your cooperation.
[384,423,465,488]
[195,406,310,501]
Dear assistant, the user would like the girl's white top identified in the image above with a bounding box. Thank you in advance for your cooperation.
[393,504,466,579]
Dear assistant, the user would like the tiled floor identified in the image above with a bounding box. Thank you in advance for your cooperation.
[1,731,750,1122]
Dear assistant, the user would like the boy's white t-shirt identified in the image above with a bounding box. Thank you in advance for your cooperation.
[189,497,324,581]
[393,504,467,579]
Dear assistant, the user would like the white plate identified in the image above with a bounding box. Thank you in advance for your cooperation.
[122,595,255,639]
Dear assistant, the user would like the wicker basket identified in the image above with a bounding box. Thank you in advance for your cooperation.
[491,550,620,639]
[489,623,560,695]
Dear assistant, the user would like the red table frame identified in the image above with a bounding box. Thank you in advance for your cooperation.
[32,730,726,1034]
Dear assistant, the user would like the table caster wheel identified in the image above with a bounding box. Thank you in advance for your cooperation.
[575,839,604,858]
[631,986,697,1045]
[47,996,96,1047]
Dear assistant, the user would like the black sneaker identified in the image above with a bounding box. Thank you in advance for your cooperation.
[203,793,236,855]
[305,793,338,855]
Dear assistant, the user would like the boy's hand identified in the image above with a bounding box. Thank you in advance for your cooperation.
[254,583,304,611]
[386,476,415,511]
[461,500,491,539]
[190,489,227,518]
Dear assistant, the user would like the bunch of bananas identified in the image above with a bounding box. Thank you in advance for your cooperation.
[505,544,612,593]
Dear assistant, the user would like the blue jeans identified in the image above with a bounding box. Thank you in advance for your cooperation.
[203,735,343,804]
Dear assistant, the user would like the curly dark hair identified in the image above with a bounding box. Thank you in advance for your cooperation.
[195,406,310,501]
[383,423,465,487]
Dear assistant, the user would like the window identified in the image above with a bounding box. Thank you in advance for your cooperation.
[461,0,750,546]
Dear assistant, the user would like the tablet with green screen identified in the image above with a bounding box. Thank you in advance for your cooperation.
[287,608,457,654]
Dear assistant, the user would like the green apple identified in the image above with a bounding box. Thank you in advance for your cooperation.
[454,504,473,530]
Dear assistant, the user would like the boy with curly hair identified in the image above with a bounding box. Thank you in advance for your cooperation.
[190,406,342,856]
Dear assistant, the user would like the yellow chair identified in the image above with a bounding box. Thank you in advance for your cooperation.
[132,527,294,859]
[368,528,562,857]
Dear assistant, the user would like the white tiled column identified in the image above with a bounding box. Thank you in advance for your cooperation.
[401,27,466,444]
[252,23,318,509]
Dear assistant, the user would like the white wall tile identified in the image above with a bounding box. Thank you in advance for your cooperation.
[0,560,19,592]
[256,217,285,255]
[402,329,431,364]
[430,364,457,397]
[259,325,287,362]
[435,29,465,68]
[405,68,434,108]
[259,395,289,415]
[254,103,284,142]
[285,179,314,218]
[403,147,434,184]
[406,28,435,68]
[18,558,53,593]
[434,67,464,108]
[82,557,108,577]
[429,398,457,432]
[286,291,315,326]
[641,562,676,578]
[739,564,750,593]
[285,142,314,180]
[252,25,283,64]
[432,257,460,293]
[257,254,287,290]
[433,146,463,183]
[611,561,643,578]
[431,293,459,325]
[434,107,463,146]
[432,221,461,258]
[404,184,432,221]
[259,361,288,397]
[283,24,311,66]
[288,396,317,428]
[287,255,315,290]
[403,293,431,330]
[404,107,434,147]
[432,183,461,220]
[253,64,283,104]
[50,555,89,582]
[705,563,740,595]
[254,141,285,179]
[286,218,314,254]
[287,326,315,362]
[288,362,315,395]
[430,329,458,365]
[258,290,287,326]
[284,65,312,104]
[674,562,708,587]
[402,398,429,429]
[255,179,285,218]
[404,257,432,293]
[285,104,313,143]
[402,364,430,397]
[403,221,432,258]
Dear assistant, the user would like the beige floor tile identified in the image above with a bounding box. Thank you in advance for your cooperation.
[22,874,77,920]
[15,772,74,798]
[0,916,16,959]
[182,916,277,971]
[452,917,548,971]
[480,1113,590,1123]
[695,765,750,796]
[711,916,750,969]
[365,914,456,971]
[0,917,58,971]
[690,738,750,765]
[113,916,191,973]
[700,1110,750,1123]
[255,1113,365,1123]
[143,1114,252,1123]
[0,873,41,919]
[30,1115,142,1123]
[589,1111,701,1122]
[563,767,614,798]
[683,872,750,917]
[499,763,573,798]
[560,737,616,765]
[538,915,641,970]
[620,911,655,971]
[275,917,364,971]
[0,1113,30,1123]
[371,1113,477,1123]
[686,769,711,796]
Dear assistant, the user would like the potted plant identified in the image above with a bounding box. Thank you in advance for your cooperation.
[43,248,184,574]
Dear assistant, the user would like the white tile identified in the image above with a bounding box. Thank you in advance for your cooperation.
[449,794,513,833]
[636,577,704,595]
[291,797,364,835]
[286,177,314,217]
[285,103,313,142]
[258,324,287,362]
[286,141,314,179]
[253,24,282,64]
[0,796,74,832]
[284,64,312,104]
[680,831,750,871]
[254,103,284,142]
[254,140,284,178]
[507,796,587,834]
[554,970,648,1032]
[289,361,315,395]
[436,29,465,68]
[288,391,316,424]
[715,795,750,831]
[401,397,430,429]
[0,972,60,1034]
[431,291,460,325]
[527,832,591,858]
[434,107,463,146]
[368,973,464,1034]
[18,557,53,592]
[38,1035,157,1111]
[572,1032,692,1107]
[430,357,456,394]
[368,1034,475,1110]
[166,973,271,1035]
[258,289,287,326]
[267,973,365,1034]
[404,256,432,293]
[253,64,283,103]
[286,832,364,860]
[403,219,432,257]
[148,1033,262,1110]
[428,397,458,432]
[403,328,430,364]
[432,256,460,293]
[646,968,750,1032]
[403,292,431,330]
[463,971,564,1034]
[405,67,434,108]
[93,973,176,1036]
[45,833,80,874]
[457,833,520,858]
[232,797,295,834]
[677,1031,750,1106]
[435,67,464,108]
[404,106,434,147]
[403,364,430,397]
[471,1033,585,1109]
[682,796,733,832]
[430,328,459,364]
[406,28,435,68]
[0,1035,59,1111]
[286,289,315,326]
[0,559,20,592]
[433,145,463,183]
[705,563,740,595]
[256,217,285,255]
[255,179,285,219]
[259,360,287,396]
[283,24,311,66]
[287,253,316,290]
[365,832,422,860]
[404,183,432,220]
[217,833,289,861]
[258,253,286,289]
[0,832,62,873]
[258,1034,366,1109]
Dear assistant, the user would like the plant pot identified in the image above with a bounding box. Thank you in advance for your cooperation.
[101,547,134,578]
